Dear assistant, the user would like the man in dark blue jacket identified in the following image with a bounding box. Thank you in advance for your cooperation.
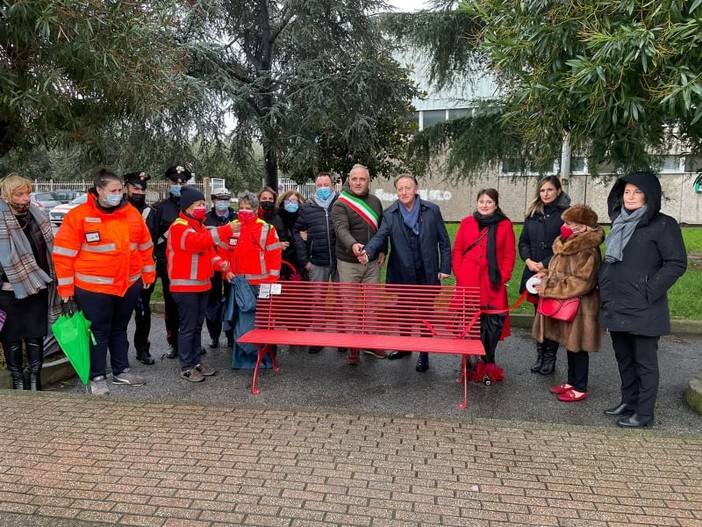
[294,172,340,354]
[362,174,452,371]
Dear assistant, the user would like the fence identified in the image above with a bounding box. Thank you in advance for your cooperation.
[33,179,206,204]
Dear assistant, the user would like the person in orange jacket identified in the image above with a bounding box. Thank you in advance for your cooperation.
[166,186,240,382]
[53,169,156,396]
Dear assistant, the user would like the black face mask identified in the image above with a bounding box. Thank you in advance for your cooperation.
[128,194,146,207]
[260,201,275,211]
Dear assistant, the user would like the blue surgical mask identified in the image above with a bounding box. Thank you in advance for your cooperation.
[315,187,332,200]
[104,193,122,207]
[284,203,298,213]
[170,185,182,197]
[215,201,229,212]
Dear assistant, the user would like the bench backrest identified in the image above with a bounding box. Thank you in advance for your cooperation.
[253,281,482,341]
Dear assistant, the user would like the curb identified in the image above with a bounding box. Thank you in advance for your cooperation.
[686,372,702,416]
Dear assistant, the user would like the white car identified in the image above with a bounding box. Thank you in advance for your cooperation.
[49,194,88,224]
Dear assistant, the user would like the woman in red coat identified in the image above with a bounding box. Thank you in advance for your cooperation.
[452,188,516,368]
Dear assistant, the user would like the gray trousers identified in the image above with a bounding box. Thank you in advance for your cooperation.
[308,263,339,283]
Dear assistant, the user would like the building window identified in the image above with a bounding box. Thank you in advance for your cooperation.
[422,110,447,130]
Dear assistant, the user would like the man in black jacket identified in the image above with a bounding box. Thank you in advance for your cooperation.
[124,171,158,365]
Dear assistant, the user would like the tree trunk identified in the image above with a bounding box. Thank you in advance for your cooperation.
[263,141,278,191]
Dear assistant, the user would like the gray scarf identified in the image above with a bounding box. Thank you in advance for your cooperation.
[604,205,649,262]
[314,191,336,210]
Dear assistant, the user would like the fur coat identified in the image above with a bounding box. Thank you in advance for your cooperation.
[532,227,604,352]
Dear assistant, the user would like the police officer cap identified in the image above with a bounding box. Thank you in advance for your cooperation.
[164,165,192,183]
[123,171,150,190]
[211,188,232,200]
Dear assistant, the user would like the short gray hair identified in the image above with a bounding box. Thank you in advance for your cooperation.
[238,192,258,209]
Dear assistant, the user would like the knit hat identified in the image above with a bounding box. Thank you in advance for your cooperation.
[164,165,192,183]
[179,186,205,211]
[562,204,598,228]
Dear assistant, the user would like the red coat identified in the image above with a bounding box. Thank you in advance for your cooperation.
[166,213,233,292]
[227,217,283,284]
[452,215,516,339]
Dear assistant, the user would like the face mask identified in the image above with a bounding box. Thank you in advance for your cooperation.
[128,194,145,207]
[191,206,207,220]
[238,209,255,222]
[283,203,298,213]
[170,185,182,197]
[260,201,275,211]
[104,193,122,207]
[315,187,332,200]
[560,225,574,239]
[9,202,30,214]
[215,201,229,212]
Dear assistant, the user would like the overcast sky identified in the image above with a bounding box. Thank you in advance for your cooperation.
[387,0,431,12]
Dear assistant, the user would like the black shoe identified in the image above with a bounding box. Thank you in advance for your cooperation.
[387,351,411,360]
[227,339,234,348]
[165,346,178,359]
[604,403,636,417]
[136,350,155,366]
[617,413,653,429]
[308,346,322,354]
[200,346,207,356]
[337,347,348,353]
[415,353,429,372]
[209,339,219,349]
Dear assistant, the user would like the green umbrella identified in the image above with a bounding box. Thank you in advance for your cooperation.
[51,305,94,385]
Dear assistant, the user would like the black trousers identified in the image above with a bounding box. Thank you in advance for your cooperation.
[172,291,208,371]
[205,273,231,342]
[156,258,179,349]
[610,332,660,419]
[132,284,154,354]
[566,350,589,392]
[75,280,141,380]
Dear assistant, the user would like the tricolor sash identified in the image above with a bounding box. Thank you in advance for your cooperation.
[337,190,380,232]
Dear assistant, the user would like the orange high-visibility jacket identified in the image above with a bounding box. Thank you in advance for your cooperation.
[227,218,283,284]
[53,194,156,298]
[166,212,234,293]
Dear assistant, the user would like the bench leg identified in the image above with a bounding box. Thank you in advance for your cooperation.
[251,344,280,396]
[459,356,469,409]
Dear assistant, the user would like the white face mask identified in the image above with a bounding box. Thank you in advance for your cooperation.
[103,192,122,207]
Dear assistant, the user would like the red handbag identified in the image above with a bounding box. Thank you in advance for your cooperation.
[537,297,580,322]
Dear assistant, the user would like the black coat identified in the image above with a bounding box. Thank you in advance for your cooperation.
[518,192,571,293]
[364,198,451,285]
[293,197,337,268]
[151,195,180,262]
[598,172,687,336]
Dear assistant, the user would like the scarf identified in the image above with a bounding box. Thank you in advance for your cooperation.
[314,191,335,210]
[337,190,380,232]
[474,211,507,291]
[399,197,421,235]
[604,205,649,262]
[0,200,54,299]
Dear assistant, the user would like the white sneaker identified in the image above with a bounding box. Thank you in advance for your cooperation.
[89,376,110,396]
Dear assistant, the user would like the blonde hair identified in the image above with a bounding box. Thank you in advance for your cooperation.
[524,175,563,218]
[0,173,33,202]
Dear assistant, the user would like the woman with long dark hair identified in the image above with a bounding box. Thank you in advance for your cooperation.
[452,189,516,374]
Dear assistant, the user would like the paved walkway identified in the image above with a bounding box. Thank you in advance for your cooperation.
[1,391,701,527]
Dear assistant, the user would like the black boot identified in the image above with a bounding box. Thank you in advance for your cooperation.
[26,337,43,391]
[136,346,155,366]
[530,342,545,373]
[3,340,25,390]
[539,340,558,375]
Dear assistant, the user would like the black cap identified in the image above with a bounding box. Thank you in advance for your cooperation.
[164,165,192,183]
[123,171,150,190]
[179,186,205,211]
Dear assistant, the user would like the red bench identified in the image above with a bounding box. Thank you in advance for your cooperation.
[237,281,485,408]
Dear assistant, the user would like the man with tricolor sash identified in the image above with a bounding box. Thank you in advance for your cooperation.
[332,164,387,365]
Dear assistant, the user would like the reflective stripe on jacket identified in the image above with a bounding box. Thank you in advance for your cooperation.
[166,212,234,292]
[52,194,156,297]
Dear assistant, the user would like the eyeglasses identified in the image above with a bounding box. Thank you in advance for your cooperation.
[284,199,299,205]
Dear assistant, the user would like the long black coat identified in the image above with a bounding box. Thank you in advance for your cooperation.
[518,192,571,293]
[363,198,451,285]
[598,172,687,337]
[293,197,337,268]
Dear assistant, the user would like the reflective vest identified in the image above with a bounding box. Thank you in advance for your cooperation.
[227,218,283,284]
[53,194,156,297]
[166,213,234,292]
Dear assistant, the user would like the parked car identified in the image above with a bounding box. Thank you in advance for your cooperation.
[30,192,63,212]
[49,194,88,224]
[51,189,86,204]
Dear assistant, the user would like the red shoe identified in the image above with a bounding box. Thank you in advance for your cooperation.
[557,389,589,402]
[549,383,572,394]
[347,348,360,365]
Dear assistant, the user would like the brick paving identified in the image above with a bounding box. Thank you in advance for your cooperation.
[1,392,701,526]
